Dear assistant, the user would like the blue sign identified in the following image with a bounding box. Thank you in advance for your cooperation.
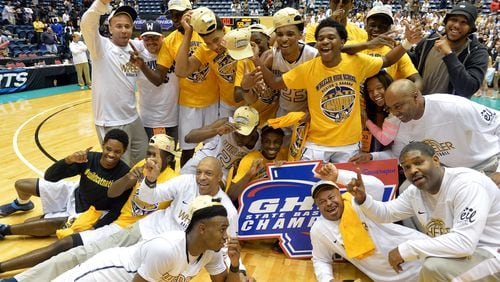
[238,160,398,258]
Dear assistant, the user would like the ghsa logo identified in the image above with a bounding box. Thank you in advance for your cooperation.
[238,160,399,258]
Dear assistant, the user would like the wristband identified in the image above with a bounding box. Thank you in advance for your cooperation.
[229,264,240,273]
[401,39,412,51]
[144,178,156,188]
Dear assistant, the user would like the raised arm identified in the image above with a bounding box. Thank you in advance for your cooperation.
[174,11,202,77]
[382,22,423,68]
[80,0,109,59]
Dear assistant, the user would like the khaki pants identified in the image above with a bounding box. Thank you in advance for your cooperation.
[419,249,500,282]
[74,62,91,87]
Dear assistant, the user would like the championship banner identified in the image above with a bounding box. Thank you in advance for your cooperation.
[237,159,399,258]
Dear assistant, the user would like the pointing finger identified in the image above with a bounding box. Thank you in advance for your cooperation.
[129,41,138,53]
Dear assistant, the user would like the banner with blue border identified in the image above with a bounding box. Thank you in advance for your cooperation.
[237,159,399,258]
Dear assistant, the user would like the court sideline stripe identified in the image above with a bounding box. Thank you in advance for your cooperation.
[34,101,90,162]
[13,98,91,177]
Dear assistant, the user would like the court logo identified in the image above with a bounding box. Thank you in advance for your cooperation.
[0,69,28,93]
[238,160,398,258]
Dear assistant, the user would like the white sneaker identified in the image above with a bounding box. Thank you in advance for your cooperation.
[80,86,85,90]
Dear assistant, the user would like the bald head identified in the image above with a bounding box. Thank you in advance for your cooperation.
[385,79,418,100]
[196,157,223,196]
[384,79,424,123]
[198,156,222,176]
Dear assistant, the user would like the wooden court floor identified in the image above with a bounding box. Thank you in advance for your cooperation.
[0,88,371,281]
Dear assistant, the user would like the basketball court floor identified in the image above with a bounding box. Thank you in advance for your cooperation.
[0,85,498,281]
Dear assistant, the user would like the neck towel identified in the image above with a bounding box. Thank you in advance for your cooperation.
[339,193,376,259]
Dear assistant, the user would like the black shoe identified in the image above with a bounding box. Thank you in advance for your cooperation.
[0,224,8,240]
[0,200,34,216]
[271,240,283,254]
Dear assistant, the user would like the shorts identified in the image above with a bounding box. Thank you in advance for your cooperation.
[301,142,360,163]
[38,178,78,219]
[178,103,219,150]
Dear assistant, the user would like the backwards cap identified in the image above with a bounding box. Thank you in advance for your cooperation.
[190,7,217,35]
[273,7,303,30]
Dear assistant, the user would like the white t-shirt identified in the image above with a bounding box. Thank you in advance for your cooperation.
[372,94,500,169]
[80,0,139,127]
[137,174,238,240]
[53,231,226,281]
[137,43,179,128]
[360,167,500,260]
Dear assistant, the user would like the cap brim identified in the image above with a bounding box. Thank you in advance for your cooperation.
[141,31,162,37]
[109,6,137,22]
[226,44,254,60]
[311,182,338,198]
[367,13,394,24]
[235,124,255,136]
[169,5,190,11]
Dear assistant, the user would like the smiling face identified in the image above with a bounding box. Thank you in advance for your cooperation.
[366,76,386,107]
[365,16,392,40]
[399,150,443,194]
[201,30,226,54]
[109,14,134,47]
[196,157,222,196]
[100,139,126,169]
[274,25,302,58]
[261,131,284,160]
[445,15,471,43]
[315,187,344,221]
[141,34,163,54]
[316,26,344,65]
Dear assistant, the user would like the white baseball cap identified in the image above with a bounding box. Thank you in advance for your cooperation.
[232,106,259,136]
[190,7,217,35]
[149,134,176,153]
[273,7,303,30]
[222,28,253,60]
[168,0,192,11]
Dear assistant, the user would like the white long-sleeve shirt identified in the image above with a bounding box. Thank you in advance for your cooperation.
[311,171,425,282]
[80,0,139,126]
[359,167,500,260]
[372,94,500,169]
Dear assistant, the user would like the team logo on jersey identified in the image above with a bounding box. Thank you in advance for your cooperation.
[320,85,356,122]
[186,41,210,83]
[316,74,357,123]
[131,189,160,216]
[425,218,450,237]
[214,52,236,83]
[422,139,455,157]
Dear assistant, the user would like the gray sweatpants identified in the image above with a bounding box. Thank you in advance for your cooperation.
[15,224,142,282]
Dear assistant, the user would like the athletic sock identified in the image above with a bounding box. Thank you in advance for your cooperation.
[15,198,30,205]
